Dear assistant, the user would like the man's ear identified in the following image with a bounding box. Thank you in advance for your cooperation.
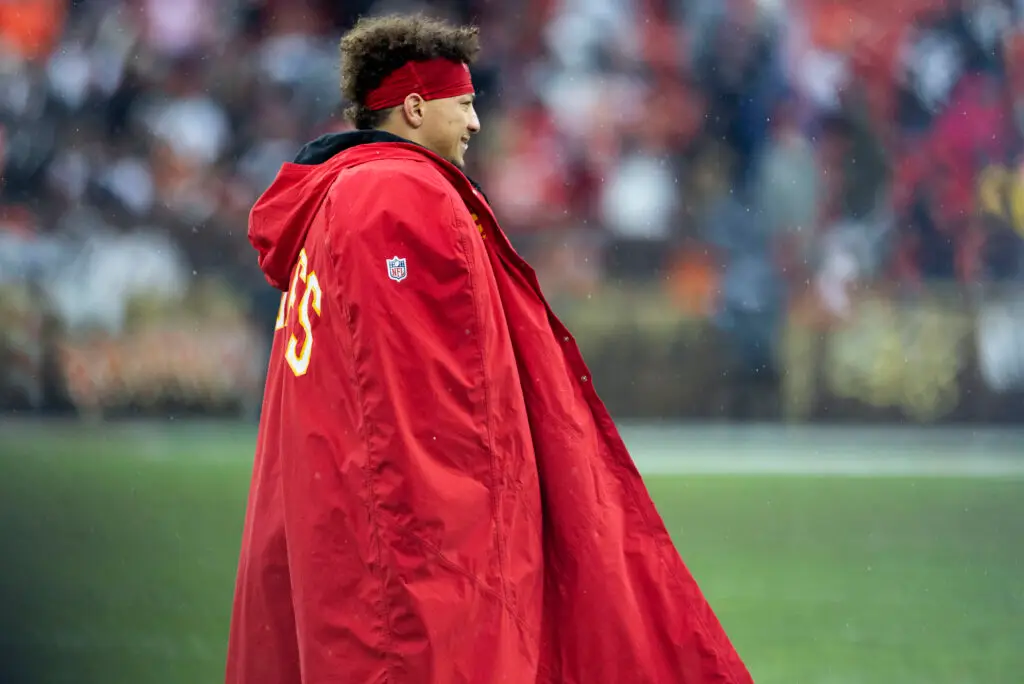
[401,94,425,128]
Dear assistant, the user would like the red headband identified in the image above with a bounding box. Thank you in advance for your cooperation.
[365,58,474,111]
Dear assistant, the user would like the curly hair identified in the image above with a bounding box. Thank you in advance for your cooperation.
[340,14,481,130]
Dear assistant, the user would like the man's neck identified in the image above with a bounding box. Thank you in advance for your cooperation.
[376,123,422,148]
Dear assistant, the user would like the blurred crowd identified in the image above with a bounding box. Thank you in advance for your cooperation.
[4,0,1024,302]
[2,0,1024,414]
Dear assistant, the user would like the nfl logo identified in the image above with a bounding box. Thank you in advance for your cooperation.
[386,256,407,282]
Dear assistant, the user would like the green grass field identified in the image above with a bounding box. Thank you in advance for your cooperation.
[1,422,1022,683]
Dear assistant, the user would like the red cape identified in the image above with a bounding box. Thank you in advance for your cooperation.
[227,133,753,684]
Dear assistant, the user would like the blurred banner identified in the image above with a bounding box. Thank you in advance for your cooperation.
[4,269,1024,424]
[558,282,1024,424]
[0,229,267,419]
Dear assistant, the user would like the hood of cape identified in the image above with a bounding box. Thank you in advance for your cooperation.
[248,130,486,290]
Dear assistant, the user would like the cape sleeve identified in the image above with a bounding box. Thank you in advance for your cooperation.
[309,167,503,675]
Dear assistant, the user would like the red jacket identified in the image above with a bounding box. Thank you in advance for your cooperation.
[227,131,752,684]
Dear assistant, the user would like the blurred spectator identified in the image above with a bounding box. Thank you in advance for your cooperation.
[751,94,820,276]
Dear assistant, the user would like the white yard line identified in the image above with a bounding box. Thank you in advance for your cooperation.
[619,424,1024,477]
[631,452,1024,477]
[3,419,1022,477]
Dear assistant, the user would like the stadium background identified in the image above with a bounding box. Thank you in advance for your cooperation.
[1,0,1023,682]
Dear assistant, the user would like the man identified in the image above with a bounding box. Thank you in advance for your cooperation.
[227,13,752,684]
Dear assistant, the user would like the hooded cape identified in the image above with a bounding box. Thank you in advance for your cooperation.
[226,130,753,684]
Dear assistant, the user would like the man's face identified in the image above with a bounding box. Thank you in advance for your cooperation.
[420,93,480,168]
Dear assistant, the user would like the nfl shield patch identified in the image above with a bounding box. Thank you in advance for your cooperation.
[386,256,407,282]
